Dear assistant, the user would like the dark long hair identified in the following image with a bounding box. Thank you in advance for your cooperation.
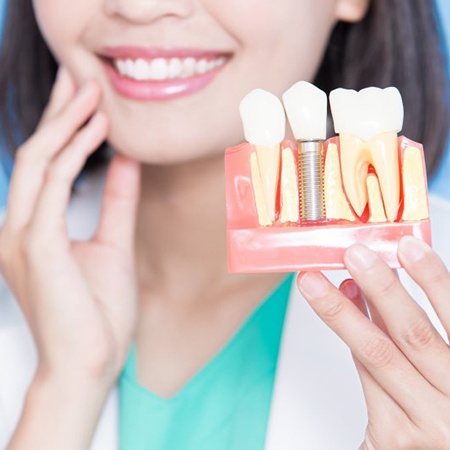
[0,0,449,175]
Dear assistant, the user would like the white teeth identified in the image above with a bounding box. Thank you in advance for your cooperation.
[239,89,285,146]
[125,59,134,77]
[149,58,168,80]
[182,57,196,78]
[134,58,150,80]
[168,58,182,79]
[115,59,126,76]
[330,86,404,222]
[282,81,327,140]
[113,56,226,81]
[330,87,404,142]
[196,59,208,74]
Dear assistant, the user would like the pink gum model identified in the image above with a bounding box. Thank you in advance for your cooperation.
[225,136,431,273]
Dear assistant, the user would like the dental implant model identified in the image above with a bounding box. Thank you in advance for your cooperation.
[225,82,431,272]
[283,81,327,223]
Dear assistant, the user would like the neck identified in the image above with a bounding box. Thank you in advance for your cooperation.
[136,154,229,301]
[135,154,285,307]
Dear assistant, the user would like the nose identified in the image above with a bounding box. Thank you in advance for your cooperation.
[104,0,194,24]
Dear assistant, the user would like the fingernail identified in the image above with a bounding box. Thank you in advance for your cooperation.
[340,279,368,316]
[298,272,327,298]
[398,235,428,263]
[345,244,377,270]
[340,279,359,300]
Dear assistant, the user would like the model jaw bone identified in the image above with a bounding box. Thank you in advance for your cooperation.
[330,87,404,222]
[239,89,286,224]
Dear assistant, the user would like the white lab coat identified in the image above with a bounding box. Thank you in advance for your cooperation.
[0,169,449,450]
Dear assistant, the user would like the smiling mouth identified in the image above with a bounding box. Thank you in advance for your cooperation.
[99,46,231,80]
[99,47,231,101]
[106,55,228,82]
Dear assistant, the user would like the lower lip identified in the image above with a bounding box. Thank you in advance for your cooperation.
[103,60,226,102]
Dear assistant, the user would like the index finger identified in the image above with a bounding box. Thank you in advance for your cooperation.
[344,244,450,396]
[38,66,77,126]
[5,81,101,231]
[297,271,440,424]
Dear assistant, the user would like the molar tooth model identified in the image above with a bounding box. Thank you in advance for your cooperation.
[225,82,431,272]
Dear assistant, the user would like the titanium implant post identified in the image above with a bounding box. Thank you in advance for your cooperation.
[298,140,325,222]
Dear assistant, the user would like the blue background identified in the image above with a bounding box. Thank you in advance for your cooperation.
[0,0,448,204]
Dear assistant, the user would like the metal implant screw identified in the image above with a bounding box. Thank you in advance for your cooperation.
[298,140,325,222]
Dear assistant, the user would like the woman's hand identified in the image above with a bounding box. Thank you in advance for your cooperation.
[0,67,141,448]
[297,236,450,450]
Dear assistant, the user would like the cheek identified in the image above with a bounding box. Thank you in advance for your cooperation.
[207,0,337,90]
[32,0,94,68]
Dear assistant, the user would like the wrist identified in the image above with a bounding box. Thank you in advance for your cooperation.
[36,350,120,389]
[8,372,113,450]
[31,366,112,404]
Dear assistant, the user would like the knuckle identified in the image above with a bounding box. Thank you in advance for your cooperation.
[401,315,436,350]
[0,227,20,261]
[21,231,39,256]
[390,425,421,450]
[0,234,25,284]
[427,421,450,449]
[375,275,398,298]
[15,145,33,166]
[427,264,450,287]
[320,297,345,322]
[0,237,13,268]
[360,336,396,369]
[21,227,49,258]
[46,162,71,184]
[15,138,50,170]
[394,437,418,450]
[365,423,418,450]
[40,114,59,131]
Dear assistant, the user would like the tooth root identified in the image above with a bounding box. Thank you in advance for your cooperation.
[324,143,356,221]
[370,132,400,222]
[280,148,299,223]
[255,145,280,222]
[250,152,272,226]
[339,132,400,222]
[339,133,369,217]
[401,146,429,221]
[367,174,387,223]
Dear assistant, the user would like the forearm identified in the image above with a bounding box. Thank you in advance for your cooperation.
[7,373,111,450]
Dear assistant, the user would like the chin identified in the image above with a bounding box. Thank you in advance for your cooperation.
[104,107,244,166]
[106,128,230,166]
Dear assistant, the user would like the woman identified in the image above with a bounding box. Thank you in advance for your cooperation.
[0,0,449,449]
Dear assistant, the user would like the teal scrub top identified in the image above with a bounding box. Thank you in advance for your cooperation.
[119,274,293,450]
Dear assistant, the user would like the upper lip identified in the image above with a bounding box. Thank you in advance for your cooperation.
[99,46,232,60]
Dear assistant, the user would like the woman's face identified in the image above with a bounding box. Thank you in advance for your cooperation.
[32,0,367,164]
